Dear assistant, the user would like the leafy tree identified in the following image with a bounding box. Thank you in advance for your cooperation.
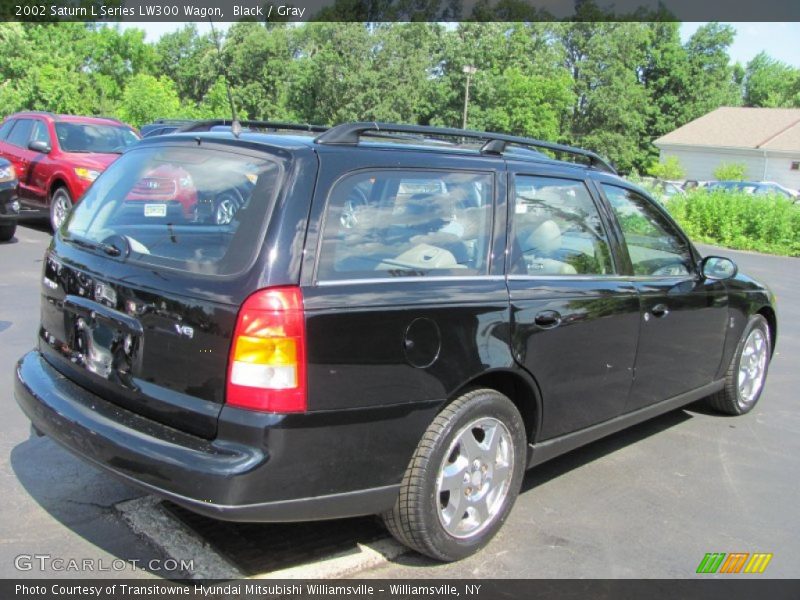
[555,19,651,172]
[429,22,566,132]
[478,67,573,141]
[358,23,443,123]
[154,24,216,104]
[193,77,237,119]
[744,52,800,108]
[222,22,298,121]
[714,162,747,181]
[642,23,690,144]
[118,74,181,127]
[0,19,791,172]
[683,23,741,117]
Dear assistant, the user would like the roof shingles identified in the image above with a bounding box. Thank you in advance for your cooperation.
[654,107,800,151]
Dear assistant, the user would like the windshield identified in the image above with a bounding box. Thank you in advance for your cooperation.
[55,122,140,153]
[64,145,283,276]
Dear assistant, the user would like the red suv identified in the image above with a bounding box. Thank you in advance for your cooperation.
[0,112,140,231]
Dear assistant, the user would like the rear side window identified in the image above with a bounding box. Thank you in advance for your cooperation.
[510,175,614,276]
[317,170,494,281]
[6,119,33,147]
[64,145,282,276]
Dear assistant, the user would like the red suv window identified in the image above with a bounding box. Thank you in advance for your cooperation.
[31,120,51,145]
[6,119,33,147]
[0,119,16,140]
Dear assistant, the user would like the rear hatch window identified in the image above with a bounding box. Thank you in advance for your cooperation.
[65,144,283,276]
[43,143,286,438]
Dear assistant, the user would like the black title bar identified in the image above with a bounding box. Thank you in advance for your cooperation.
[4,579,800,600]
[2,0,800,23]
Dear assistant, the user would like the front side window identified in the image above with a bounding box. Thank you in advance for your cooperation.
[31,120,51,146]
[317,170,494,281]
[510,176,614,276]
[65,145,282,276]
[55,123,140,153]
[602,184,694,277]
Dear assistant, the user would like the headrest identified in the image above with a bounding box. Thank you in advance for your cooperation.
[526,219,562,254]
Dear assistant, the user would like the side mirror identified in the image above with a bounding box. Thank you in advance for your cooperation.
[28,140,51,154]
[700,256,737,280]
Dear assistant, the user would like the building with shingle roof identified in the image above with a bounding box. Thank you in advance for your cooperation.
[654,107,800,190]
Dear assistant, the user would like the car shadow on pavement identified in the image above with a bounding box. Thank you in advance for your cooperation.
[681,398,729,417]
[10,434,386,578]
[9,435,188,578]
[520,408,693,494]
[19,218,51,235]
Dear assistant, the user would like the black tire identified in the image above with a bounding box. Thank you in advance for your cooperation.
[49,186,72,232]
[382,388,527,561]
[706,314,771,415]
[0,221,15,242]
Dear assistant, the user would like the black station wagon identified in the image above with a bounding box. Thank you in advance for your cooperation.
[14,121,777,561]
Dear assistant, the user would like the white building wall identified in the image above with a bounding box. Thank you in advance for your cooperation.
[657,145,766,182]
[763,153,800,191]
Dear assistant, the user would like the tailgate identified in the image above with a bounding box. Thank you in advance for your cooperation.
[39,253,237,439]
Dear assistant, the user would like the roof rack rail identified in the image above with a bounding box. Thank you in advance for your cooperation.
[315,122,616,174]
[151,118,196,125]
[176,119,328,134]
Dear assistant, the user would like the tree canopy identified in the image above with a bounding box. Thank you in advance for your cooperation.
[1,20,796,173]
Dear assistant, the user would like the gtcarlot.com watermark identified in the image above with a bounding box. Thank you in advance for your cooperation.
[14,554,194,573]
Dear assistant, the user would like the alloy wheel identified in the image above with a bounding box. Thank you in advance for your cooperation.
[51,190,71,230]
[737,328,768,407]
[215,195,237,225]
[436,417,514,539]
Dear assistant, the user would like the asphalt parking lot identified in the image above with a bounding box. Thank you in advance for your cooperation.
[0,220,798,579]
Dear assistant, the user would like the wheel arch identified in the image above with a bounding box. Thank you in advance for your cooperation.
[756,305,777,356]
[449,368,542,444]
[49,177,70,204]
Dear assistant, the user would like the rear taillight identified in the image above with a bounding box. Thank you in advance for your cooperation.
[226,286,306,413]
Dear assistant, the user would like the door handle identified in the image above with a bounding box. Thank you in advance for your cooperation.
[534,310,562,329]
[651,303,669,318]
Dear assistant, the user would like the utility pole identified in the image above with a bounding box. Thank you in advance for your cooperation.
[462,65,477,130]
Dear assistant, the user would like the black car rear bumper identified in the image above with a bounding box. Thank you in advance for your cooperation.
[14,351,418,522]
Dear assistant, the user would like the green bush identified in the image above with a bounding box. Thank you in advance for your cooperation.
[647,156,685,181]
[666,189,800,257]
[713,162,747,181]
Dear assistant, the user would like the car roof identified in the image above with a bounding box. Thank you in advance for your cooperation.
[145,129,608,177]
[9,112,130,127]
[57,115,130,126]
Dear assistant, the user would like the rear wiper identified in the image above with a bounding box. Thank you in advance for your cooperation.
[68,236,122,257]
